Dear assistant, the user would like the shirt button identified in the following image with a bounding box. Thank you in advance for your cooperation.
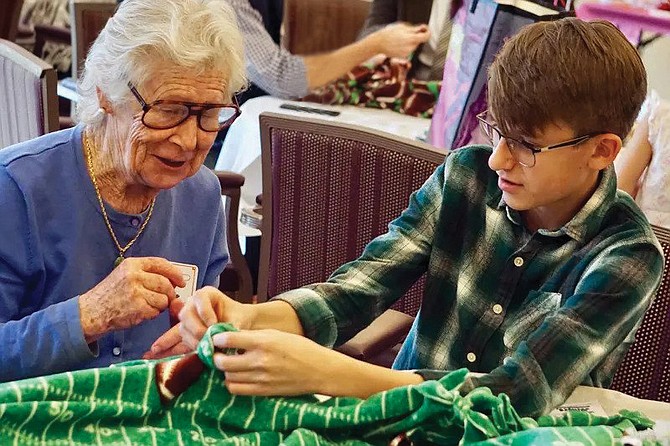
[492,304,503,314]
[130,217,140,227]
[112,347,121,356]
[466,352,477,363]
[513,256,524,267]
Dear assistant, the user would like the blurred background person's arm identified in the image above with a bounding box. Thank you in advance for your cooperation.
[357,0,450,81]
[302,22,428,89]
[229,0,429,98]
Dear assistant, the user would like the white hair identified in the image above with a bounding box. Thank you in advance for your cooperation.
[77,0,247,128]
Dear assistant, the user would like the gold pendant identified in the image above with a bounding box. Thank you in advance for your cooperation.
[114,255,124,268]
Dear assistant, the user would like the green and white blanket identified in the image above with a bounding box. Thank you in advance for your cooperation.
[0,324,659,445]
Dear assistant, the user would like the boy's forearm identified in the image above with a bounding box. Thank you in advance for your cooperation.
[250,300,305,336]
[319,352,425,398]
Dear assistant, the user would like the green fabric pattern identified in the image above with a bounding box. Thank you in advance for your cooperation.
[0,323,660,445]
[197,322,239,365]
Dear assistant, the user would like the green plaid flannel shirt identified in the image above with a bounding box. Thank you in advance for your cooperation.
[276,146,663,417]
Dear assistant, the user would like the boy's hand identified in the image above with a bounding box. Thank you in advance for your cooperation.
[210,330,424,397]
[145,287,252,358]
[178,286,254,350]
[211,329,339,396]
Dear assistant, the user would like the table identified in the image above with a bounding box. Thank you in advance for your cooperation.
[576,1,670,43]
[215,96,433,237]
[559,385,670,438]
[463,372,670,437]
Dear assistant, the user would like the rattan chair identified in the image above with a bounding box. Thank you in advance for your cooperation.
[0,38,59,149]
[258,113,445,365]
[610,224,670,402]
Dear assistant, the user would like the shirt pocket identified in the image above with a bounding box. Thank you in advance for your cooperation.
[502,290,562,350]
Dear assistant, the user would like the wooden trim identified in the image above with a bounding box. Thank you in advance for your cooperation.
[71,1,117,79]
[216,171,254,304]
[41,66,59,133]
[1,0,24,41]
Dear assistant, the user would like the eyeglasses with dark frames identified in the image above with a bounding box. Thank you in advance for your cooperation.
[128,82,240,132]
[476,111,604,168]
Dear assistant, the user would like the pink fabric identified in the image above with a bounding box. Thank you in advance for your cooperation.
[427,0,499,149]
[576,1,670,42]
[428,3,470,149]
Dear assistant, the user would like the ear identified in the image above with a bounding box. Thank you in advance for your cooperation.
[96,86,113,114]
[588,133,622,171]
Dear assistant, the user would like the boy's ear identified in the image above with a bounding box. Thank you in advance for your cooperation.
[589,133,622,170]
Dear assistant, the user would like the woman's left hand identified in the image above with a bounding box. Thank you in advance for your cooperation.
[143,324,192,359]
[143,299,191,359]
[211,329,350,396]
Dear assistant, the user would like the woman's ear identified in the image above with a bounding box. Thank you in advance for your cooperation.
[96,87,113,114]
[589,133,622,171]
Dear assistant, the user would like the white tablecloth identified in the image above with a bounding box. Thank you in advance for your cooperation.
[563,386,670,422]
[215,96,433,237]
[561,386,670,438]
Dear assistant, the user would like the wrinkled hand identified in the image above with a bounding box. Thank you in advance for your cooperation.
[371,23,430,59]
[211,329,342,396]
[79,257,185,343]
[143,299,191,359]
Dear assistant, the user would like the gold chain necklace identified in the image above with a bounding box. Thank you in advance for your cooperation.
[83,132,156,268]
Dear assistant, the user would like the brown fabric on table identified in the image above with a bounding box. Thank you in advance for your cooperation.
[302,56,441,118]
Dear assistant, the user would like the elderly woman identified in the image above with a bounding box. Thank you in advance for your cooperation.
[0,0,246,382]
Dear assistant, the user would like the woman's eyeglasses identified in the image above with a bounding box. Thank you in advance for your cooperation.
[128,82,240,132]
[476,111,603,168]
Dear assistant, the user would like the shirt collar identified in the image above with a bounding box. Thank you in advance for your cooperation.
[489,165,617,242]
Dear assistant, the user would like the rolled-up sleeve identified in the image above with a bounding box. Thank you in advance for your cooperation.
[274,163,446,347]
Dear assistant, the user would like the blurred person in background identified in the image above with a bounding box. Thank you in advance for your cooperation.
[358,0,460,81]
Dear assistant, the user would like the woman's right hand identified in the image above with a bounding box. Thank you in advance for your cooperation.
[78,257,185,343]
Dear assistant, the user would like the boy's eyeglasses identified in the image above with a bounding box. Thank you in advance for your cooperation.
[128,82,240,132]
[476,111,603,168]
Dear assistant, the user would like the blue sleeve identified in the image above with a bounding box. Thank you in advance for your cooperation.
[0,168,95,382]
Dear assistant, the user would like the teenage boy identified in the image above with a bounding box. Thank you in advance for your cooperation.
[150,18,663,417]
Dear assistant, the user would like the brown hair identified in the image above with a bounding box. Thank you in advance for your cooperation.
[488,18,647,139]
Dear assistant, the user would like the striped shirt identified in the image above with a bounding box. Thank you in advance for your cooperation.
[227,0,309,99]
[276,145,663,417]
